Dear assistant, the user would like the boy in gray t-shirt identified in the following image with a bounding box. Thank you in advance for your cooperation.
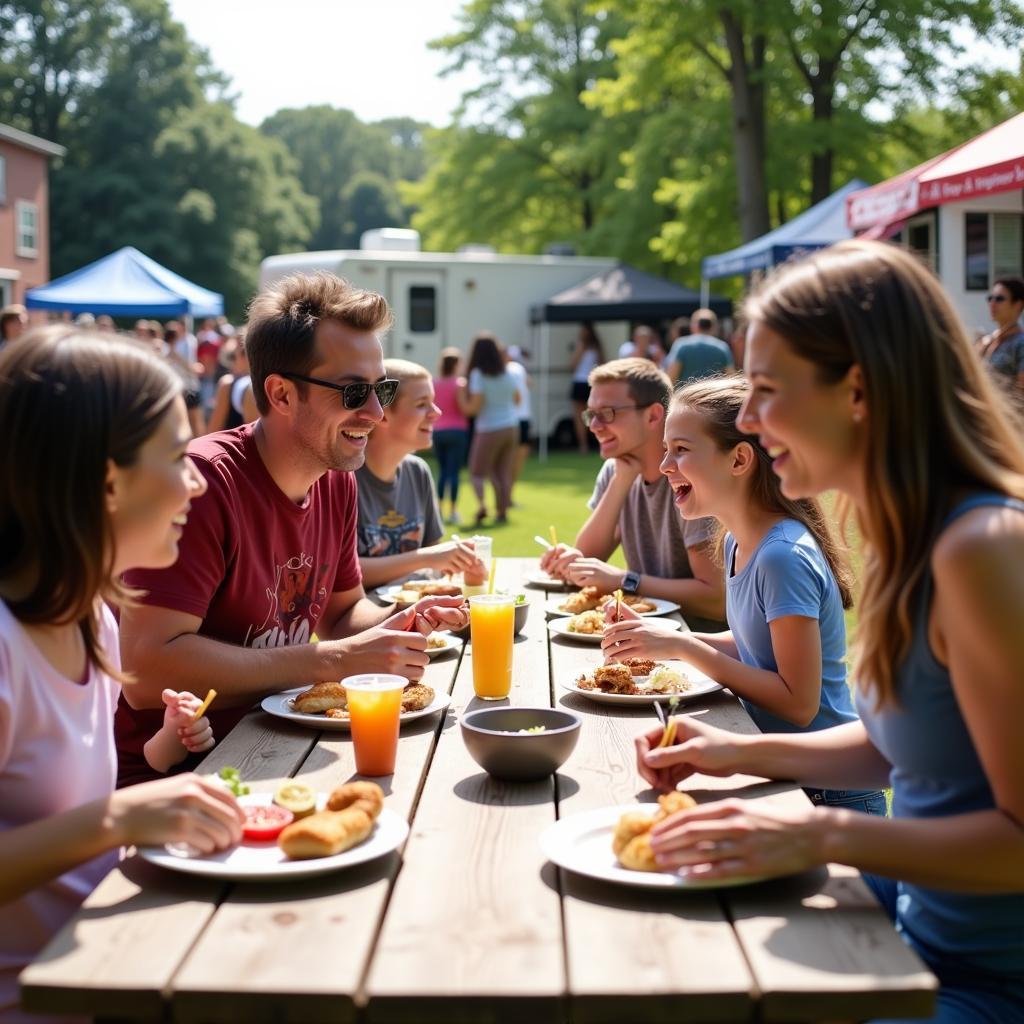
[541,357,727,632]
[356,359,486,589]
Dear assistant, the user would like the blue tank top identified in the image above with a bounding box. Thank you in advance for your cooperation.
[855,494,1024,977]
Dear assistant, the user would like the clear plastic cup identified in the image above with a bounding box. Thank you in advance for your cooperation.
[463,535,493,592]
[343,674,406,776]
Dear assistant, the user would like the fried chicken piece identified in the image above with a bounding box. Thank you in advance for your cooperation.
[623,595,656,614]
[613,791,698,872]
[278,807,373,860]
[594,663,637,694]
[401,682,435,712]
[292,682,348,714]
[575,673,599,691]
[426,633,450,649]
[619,657,657,677]
[327,780,384,820]
[559,590,598,614]
[324,707,350,720]
[567,609,605,634]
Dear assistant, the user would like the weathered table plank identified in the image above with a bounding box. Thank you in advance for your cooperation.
[363,584,567,1023]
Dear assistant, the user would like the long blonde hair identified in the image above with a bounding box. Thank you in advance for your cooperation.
[671,376,854,609]
[744,240,1024,706]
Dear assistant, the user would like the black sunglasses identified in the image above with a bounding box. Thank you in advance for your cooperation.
[986,293,1007,303]
[278,372,400,409]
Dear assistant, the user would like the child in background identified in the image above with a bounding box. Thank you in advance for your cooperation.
[0,328,243,1022]
[606,375,885,815]
[356,358,486,589]
[432,347,472,525]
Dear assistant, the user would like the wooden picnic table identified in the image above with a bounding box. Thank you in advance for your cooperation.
[21,557,937,1023]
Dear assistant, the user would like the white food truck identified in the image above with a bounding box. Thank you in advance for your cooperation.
[260,230,629,448]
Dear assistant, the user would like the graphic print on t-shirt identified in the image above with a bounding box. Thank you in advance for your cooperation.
[244,552,334,648]
[359,509,426,557]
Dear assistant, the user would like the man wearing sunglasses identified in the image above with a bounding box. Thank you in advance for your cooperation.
[540,358,726,632]
[114,272,468,785]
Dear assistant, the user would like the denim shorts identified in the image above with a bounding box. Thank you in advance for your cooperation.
[803,787,888,816]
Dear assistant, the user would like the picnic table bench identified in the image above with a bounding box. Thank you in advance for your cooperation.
[21,557,937,1023]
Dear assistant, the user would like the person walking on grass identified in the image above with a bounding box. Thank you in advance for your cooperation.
[432,347,472,526]
[461,331,521,526]
[636,241,1024,1023]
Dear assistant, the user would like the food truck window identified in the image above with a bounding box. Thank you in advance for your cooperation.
[409,286,437,333]
[992,213,1023,280]
[965,213,989,291]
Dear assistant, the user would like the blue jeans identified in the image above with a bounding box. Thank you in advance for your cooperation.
[864,874,1024,1023]
[803,787,888,816]
[433,428,469,504]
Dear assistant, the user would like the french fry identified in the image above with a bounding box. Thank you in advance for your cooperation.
[192,688,217,722]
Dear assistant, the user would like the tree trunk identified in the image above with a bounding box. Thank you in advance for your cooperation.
[720,10,771,241]
[809,60,838,204]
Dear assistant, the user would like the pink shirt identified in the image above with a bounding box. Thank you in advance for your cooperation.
[0,600,121,1023]
[433,376,469,431]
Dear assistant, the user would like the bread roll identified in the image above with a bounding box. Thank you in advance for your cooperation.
[327,780,384,820]
[278,807,373,860]
[612,791,698,871]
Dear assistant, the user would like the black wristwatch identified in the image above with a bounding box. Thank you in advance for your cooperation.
[621,570,641,594]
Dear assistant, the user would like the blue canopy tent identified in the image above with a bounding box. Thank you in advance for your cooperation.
[701,179,869,285]
[25,246,223,318]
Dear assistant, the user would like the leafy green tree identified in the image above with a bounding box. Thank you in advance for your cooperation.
[407,0,644,256]
[339,171,404,244]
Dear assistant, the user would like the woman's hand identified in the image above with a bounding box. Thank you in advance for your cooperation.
[107,774,245,854]
[565,557,624,593]
[602,613,686,662]
[635,714,746,790]
[649,798,828,881]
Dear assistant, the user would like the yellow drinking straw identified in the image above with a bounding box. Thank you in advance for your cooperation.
[192,688,217,722]
[487,558,497,594]
[549,524,557,546]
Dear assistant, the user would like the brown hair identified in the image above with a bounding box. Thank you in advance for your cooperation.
[246,272,393,414]
[0,327,182,677]
[438,346,461,378]
[744,239,1024,706]
[466,331,505,376]
[672,376,854,609]
[589,356,671,410]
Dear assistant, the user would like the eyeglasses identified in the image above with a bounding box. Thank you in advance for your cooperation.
[987,293,1007,303]
[278,372,400,409]
[581,405,643,428]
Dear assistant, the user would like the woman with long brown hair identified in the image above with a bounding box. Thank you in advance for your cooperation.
[0,328,243,1022]
[635,241,1024,1021]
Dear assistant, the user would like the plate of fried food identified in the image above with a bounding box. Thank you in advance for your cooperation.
[426,631,463,658]
[548,612,682,644]
[546,586,679,618]
[139,781,409,881]
[261,681,451,731]
[563,659,722,704]
[375,578,465,607]
[540,793,769,890]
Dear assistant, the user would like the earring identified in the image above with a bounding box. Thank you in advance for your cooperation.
[852,411,863,424]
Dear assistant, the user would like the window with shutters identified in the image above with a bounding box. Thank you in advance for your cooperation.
[963,211,1024,290]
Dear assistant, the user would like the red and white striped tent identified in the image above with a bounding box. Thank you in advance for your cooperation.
[847,112,1024,235]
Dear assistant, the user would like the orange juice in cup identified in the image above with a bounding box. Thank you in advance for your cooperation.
[343,674,406,776]
[469,594,515,699]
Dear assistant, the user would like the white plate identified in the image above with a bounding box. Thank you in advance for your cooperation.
[426,633,463,659]
[139,795,409,882]
[261,688,452,731]
[559,663,722,704]
[546,595,680,617]
[548,617,681,644]
[524,570,569,590]
[541,804,771,890]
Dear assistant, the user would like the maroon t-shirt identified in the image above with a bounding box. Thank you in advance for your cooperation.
[115,424,361,786]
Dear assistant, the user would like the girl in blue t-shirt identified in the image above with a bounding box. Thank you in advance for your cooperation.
[603,374,885,815]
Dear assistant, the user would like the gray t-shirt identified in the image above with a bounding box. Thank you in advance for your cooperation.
[356,455,443,557]
[666,334,734,384]
[588,460,726,632]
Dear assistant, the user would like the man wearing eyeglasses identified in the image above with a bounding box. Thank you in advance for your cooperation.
[540,358,726,632]
[114,272,468,785]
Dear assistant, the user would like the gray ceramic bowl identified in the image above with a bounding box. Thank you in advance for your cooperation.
[461,707,581,781]
[454,596,529,639]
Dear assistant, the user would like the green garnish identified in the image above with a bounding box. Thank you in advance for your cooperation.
[218,766,250,797]
[514,594,527,605]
